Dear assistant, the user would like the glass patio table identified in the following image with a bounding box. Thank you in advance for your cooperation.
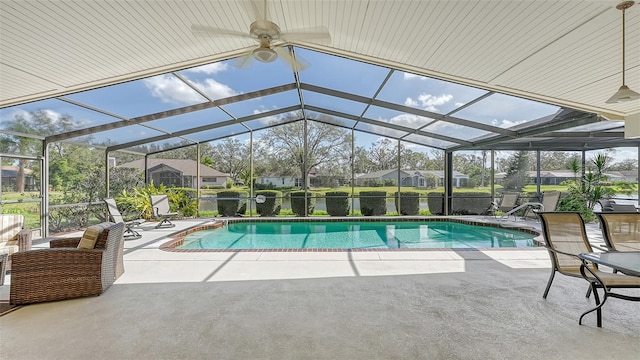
[577,251,640,327]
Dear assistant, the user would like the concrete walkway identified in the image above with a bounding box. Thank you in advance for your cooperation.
[1,217,638,360]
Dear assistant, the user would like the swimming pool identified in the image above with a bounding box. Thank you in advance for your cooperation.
[174,220,538,250]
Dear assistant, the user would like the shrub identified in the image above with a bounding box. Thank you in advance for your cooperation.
[290,190,316,216]
[451,192,492,215]
[427,192,444,215]
[116,183,173,220]
[217,191,248,217]
[426,192,492,215]
[325,191,350,216]
[383,179,396,186]
[395,191,419,215]
[255,190,282,216]
[168,188,198,217]
[359,191,387,216]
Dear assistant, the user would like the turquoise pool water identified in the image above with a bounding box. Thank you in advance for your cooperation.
[178,221,537,250]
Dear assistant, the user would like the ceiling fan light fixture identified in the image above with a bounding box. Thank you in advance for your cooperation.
[252,47,278,63]
[607,1,639,103]
[606,85,640,104]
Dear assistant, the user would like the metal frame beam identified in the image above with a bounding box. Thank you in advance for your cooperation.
[106,105,300,152]
[47,83,298,143]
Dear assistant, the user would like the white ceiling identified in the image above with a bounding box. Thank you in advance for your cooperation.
[1,0,639,119]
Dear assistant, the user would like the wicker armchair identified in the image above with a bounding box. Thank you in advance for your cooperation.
[10,222,125,305]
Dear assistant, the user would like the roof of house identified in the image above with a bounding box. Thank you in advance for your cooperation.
[356,169,411,179]
[412,170,468,178]
[117,159,229,177]
[1,165,34,176]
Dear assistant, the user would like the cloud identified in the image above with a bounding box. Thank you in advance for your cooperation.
[387,113,432,128]
[1,108,91,128]
[252,108,301,127]
[144,74,236,104]
[490,118,527,128]
[186,62,229,75]
[404,93,453,112]
[404,98,418,107]
[403,73,427,81]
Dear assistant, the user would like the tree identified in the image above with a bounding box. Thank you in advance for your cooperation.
[352,146,374,173]
[609,158,638,171]
[538,151,577,170]
[401,149,431,170]
[208,138,249,179]
[1,110,79,192]
[367,138,398,171]
[558,153,616,222]
[257,113,351,188]
[502,151,530,191]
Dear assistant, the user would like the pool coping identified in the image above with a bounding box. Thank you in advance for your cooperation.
[159,216,543,252]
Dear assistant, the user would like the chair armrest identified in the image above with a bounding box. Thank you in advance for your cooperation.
[590,244,610,252]
[11,248,104,270]
[17,228,32,252]
[121,212,145,224]
[543,244,582,260]
[49,237,82,248]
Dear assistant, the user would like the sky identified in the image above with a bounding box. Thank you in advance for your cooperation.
[0,46,636,163]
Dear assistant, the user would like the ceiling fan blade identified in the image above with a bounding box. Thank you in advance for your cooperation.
[273,46,309,72]
[232,48,255,68]
[281,27,331,44]
[191,25,251,38]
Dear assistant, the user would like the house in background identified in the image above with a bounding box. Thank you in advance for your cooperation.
[118,159,231,188]
[355,169,411,187]
[605,170,637,182]
[408,170,469,188]
[356,169,469,188]
[257,174,303,188]
[1,165,37,191]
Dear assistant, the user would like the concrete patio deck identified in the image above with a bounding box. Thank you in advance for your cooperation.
[1,217,638,359]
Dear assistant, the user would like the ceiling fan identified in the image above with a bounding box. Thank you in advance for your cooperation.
[191,0,331,71]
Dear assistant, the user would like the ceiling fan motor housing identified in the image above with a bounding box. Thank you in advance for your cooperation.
[249,20,281,39]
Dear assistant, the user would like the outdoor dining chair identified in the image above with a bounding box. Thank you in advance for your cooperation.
[150,194,178,228]
[537,212,640,326]
[597,212,640,253]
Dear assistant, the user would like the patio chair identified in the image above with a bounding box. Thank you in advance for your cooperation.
[150,194,178,228]
[610,203,638,213]
[493,192,519,220]
[104,198,145,240]
[10,222,125,305]
[597,212,640,253]
[598,199,616,212]
[536,212,640,325]
[523,191,561,220]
